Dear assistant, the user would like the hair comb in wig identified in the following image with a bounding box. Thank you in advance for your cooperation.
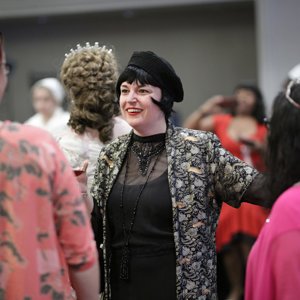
[64,42,112,61]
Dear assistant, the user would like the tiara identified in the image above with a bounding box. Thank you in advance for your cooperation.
[64,42,112,59]
[285,78,300,109]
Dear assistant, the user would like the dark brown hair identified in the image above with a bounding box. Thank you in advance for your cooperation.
[265,83,300,205]
[233,83,266,124]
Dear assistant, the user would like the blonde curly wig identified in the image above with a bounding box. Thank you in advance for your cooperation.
[60,44,119,143]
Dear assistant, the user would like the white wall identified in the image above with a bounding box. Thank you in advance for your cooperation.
[256,0,300,114]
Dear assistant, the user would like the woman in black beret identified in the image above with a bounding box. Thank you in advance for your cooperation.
[91,51,270,300]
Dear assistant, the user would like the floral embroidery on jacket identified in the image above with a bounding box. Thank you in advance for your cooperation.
[91,122,258,300]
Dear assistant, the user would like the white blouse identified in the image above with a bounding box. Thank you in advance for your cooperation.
[56,116,131,211]
[25,107,70,137]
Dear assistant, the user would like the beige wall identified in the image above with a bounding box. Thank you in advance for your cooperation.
[0,3,257,124]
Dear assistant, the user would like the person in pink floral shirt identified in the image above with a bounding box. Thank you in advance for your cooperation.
[0,32,99,300]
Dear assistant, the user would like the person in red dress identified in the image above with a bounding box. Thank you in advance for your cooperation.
[184,83,270,300]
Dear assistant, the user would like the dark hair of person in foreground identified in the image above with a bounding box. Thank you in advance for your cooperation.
[265,80,300,205]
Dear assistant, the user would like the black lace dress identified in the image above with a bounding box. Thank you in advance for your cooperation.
[107,133,177,300]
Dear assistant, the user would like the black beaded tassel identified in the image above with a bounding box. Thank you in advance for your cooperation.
[120,245,130,280]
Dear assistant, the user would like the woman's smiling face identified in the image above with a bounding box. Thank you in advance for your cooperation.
[119,81,166,136]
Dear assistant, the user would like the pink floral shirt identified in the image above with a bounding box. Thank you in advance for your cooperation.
[0,121,97,299]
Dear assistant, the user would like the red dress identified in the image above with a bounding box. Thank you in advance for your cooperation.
[213,114,269,252]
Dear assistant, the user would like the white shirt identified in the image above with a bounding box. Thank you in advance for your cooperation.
[25,107,70,137]
[56,116,131,211]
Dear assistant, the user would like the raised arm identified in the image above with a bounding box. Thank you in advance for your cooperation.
[183,95,226,131]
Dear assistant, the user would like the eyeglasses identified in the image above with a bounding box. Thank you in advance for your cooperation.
[285,79,300,109]
[0,62,11,75]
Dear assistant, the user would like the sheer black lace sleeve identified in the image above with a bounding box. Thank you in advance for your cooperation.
[241,173,273,208]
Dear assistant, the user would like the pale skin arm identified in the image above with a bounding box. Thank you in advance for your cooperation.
[69,262,100,300]
[53,150,100,299]
[75,160,93,214]
[183,95,225,131]
[68,160,100,300]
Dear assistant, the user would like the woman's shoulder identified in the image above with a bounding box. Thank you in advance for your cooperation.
[266,185,300,236]
[174,125,217,140]
[170,126,220,149]
[1,121,61,158]
[2,121,52,139]
[56,127,89,157]
[24,113,42,125]
[56,126,78,141]
[100,132,131,155]
[274,185,300,211]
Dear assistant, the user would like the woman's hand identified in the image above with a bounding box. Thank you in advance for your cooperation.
[239,136,266,154]
[184,95,228,131]
[74,161,93,213]
[197,95,226,116]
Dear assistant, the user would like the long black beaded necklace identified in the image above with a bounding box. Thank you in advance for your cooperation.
[119,137,165,280]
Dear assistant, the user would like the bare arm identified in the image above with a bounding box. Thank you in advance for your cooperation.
[69,161,101,299]
[183,95,225,131]
[75,160,94,214]
[52,143,100,299]
[69,262,100,300]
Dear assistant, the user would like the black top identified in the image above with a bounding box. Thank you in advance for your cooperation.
[107,133,177,300]
[108,170,174,249]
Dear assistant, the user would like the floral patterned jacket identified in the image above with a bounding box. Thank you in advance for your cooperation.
[91,123,258,300]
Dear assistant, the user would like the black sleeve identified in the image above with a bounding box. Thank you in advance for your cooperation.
[241,173,273,208]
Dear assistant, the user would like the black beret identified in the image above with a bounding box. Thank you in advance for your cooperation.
[127,51,184,102]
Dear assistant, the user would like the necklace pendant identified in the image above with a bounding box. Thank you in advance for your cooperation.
[138,158,150,176]
[120,245,130,280]
[131,141,165,176]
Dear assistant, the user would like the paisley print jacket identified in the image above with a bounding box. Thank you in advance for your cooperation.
[91,123,258,300]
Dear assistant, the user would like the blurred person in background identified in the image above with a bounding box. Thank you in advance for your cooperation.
[246,79,300,300]
[25,77,70,136]
[0,32,99,300]
[184,84,269,300]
